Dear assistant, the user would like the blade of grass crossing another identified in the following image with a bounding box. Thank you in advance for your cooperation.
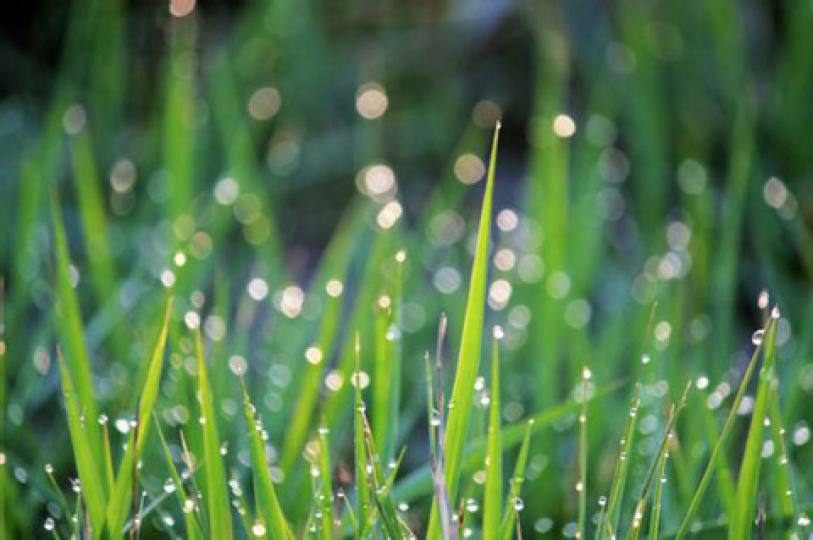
[195,331,233,539]
[675,317,776,539]
[428,122,500,539]
[153,415,203,540]
[729,309,780,539]
[500,419,533,540]
[647,438,670,540]
[105,298,173,538]
[630,381,691,539]
[483,329,503,538]
[597,385,641,540]
[395,380,624,504]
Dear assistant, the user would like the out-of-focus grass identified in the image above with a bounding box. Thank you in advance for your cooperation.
[1,0,813,538]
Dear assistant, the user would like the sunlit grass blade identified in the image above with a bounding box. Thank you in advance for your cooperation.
[241,381,292,540]
[428,122,500,539]
[51,194,103,467]
[195,331,233,539]
[56,349,107,537]
[500,418,533,540]
[675,317,776,539]
[729,309,780,539]
[104,297,172,538]
[483,328,503,538]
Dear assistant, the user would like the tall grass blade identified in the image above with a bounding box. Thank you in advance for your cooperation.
[428,122,500,539]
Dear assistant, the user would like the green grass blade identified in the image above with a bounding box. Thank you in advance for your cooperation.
[241,382,292,539]
[483,329,502,538]
[373,250,404,464]
[428,122,500,539]
[56,350,107,538]
[362,415,409,539]
[629,381,691,539]
[101,422,115,499]
[354,337,371,536]
[195,331,233,539]
[279,287,344,473]
[51,194,103,468]
[318,422,334,540]
[598,385,641,540]
[500,419,533,540]
[675,318,776,539]
[647,438,669,540]
[68,130,116,307]
[767,391,796,521]
[105,297,173,538]
[729,310,779,539]
[577,366,590,540]
[153,415,203,540]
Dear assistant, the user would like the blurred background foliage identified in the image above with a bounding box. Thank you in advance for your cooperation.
[1,0,813,537]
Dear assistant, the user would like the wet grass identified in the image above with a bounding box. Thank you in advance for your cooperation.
[2,0,813,539]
